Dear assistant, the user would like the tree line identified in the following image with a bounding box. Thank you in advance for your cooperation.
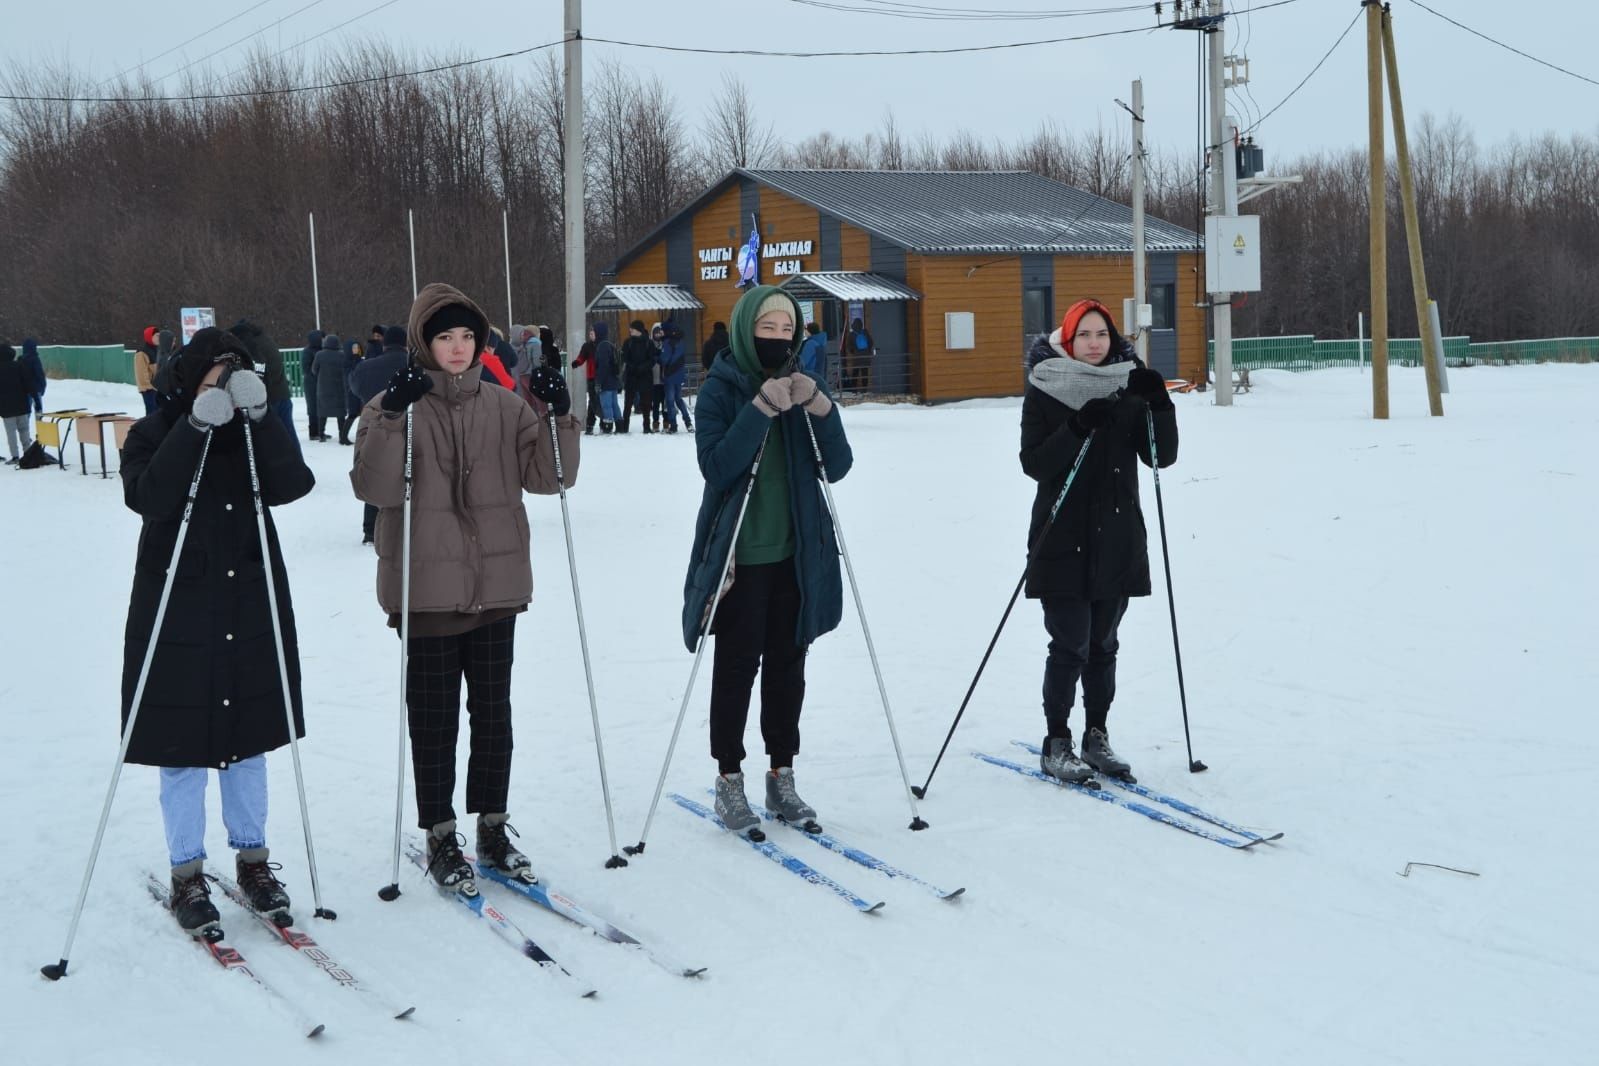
[1,51,1595,349]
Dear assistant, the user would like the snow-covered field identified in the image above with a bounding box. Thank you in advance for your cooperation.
[2,365,1593,1064]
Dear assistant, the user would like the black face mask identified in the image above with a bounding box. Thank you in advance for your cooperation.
[754,337,792,370]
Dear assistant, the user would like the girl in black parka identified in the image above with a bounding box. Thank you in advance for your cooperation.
[1020,300,1177,784]
[119,328,315,938]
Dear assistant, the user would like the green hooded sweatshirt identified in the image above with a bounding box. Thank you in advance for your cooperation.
[729,284,804,565]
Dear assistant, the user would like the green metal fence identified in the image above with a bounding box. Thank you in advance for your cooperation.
[38,345,310,396]
[1205,334,1494,371]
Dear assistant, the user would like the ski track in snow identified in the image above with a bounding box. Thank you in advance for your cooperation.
[1,365,1594,1063]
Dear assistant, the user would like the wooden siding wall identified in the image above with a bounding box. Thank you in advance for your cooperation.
[686,183,745,346]
[908,255,1025,400]
[841,224,872,272]
[1053,253,1206,385]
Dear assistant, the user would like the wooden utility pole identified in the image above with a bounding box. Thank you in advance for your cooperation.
[1365,0,1389,419]
[1381,6,1444,416]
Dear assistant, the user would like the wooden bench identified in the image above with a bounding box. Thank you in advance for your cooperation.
[77,412,132,479]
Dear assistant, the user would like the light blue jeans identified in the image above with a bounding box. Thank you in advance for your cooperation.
[158,756,268,867]
[599,389,621,423]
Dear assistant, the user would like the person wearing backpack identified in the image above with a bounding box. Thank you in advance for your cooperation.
[843,318,873,391]
[20,338,47,419]
[1,342,34,464]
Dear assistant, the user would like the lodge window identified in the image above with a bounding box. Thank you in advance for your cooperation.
[1023,286,1053,338]
[1150,282,1176,330]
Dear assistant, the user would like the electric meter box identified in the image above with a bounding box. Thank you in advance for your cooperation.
[1205,215,1262,293]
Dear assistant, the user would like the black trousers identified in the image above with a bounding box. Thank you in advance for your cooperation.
[1041,596,1128,739]
[709,559,806,774]
[406,616,516,830]
[621,383,653,432]
[362,502,378,539]
[583,380,601,431]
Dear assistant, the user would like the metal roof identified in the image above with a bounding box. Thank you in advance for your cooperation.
[744,169,1201,255]
[586,284,704,313]
[779,272,922,303]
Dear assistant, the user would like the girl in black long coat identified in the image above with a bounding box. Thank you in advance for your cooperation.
[1020,300,1177,785]
[119,328,315,937]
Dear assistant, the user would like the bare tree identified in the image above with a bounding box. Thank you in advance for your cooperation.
[700,73,778,173]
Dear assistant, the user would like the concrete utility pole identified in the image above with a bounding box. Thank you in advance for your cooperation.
[1365,0,1389,419]
[563,0,587,420]
[1206,0,1237,406]
[308,213,321,331]
[1130,79,1149,365]
[408,209,419,299]
[1380,6,1444,416]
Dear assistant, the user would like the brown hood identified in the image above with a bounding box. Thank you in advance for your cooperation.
[407,282,490,371]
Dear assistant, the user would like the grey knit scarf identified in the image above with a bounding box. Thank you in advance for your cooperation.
[1028,355,1133,410]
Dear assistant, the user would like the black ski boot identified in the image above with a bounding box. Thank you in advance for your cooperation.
[476,814,537,884]
[1081,727,1134,782]
[235,850,294,927]
[425,821,477,892]
[169,862,222,941]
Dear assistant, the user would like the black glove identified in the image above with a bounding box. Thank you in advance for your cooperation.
[526,366,572,417]
[1068,395,1120,437]
[1127,367,1173,410]
[380,364,433,413]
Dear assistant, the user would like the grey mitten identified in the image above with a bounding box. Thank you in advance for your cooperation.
[752,377,794,418]
[226,370,269,422]
[189,388,235,431]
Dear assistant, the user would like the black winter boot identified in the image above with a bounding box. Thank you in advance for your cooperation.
[1081,727,1134,781]
[425,821,476,890]
[476,815,536,883]
[235,851,293,926]
[169,862,222,939]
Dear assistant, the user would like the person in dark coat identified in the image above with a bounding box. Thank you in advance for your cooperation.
[119,327,315,936]
[20,337,46,417]
[301,330,325,441]
[312,334,352,444]
[702,321,729,372]
[349,325,411,545]
[570,325,601,435]
[538,326,561,370]
[842,318,873,391]
[1020,299,1177,786]
[618,320,657,434]
[135,327,162,414]
[346,339,366,421]
[659,318,692,432]
[590,321,621,433]
[228,318,299,457]
[682,285,852,835]
[369,326,387,365]
[0,342,34,462]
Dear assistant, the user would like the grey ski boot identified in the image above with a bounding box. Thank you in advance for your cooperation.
[713,772,763,840]
[1040,734,1100,787]
[1081,727,1134,782]
[765,767,820,832]
[425,821,478,894]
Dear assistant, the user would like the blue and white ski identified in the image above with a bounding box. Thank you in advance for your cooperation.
[973,753,1265,850]
[404,840,596,997]
[725,794,964,901]
[1010,740,1283,843]
[669,794,885,914]
[470,857,706,977]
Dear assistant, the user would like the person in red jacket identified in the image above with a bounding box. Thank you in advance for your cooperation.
[570,325,601,435]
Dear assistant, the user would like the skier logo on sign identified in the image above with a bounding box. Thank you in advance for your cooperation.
[736,216,760,289]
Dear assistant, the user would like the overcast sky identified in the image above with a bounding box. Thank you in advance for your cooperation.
[9,1,1597,166]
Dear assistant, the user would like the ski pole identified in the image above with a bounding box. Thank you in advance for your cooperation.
[379,404,416,901]
[626,430,770,857]
[241,414,335,918]
[912,429,1097,801]
[43,428,217,980]
[546,413,627,868]
[1147,409,1206,773]
[798,406,927,831]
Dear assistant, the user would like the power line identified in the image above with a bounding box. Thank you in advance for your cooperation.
[586,22,1160,57]
[1407,0,1599,89]
[203,0,406,91]
[97,0,278,88]
[782,0,1149,21]
[150,0,334,87]
[1241,8,1361,135]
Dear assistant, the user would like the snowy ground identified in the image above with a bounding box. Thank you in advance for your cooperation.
[1,365,1594,1064]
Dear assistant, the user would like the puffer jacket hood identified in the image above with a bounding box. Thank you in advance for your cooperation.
[407,282,490,372]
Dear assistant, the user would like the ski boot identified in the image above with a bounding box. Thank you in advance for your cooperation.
[713,772,763,840]
[1081,728,1135,782]
[765,767,821,833]
[477,814,537,885]
[1040,734,1100,788]
[425,821,478,894]
[235,850,294,927]
[170,862,223,942]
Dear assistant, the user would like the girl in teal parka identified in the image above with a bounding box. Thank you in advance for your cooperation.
[681,285,852,835]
